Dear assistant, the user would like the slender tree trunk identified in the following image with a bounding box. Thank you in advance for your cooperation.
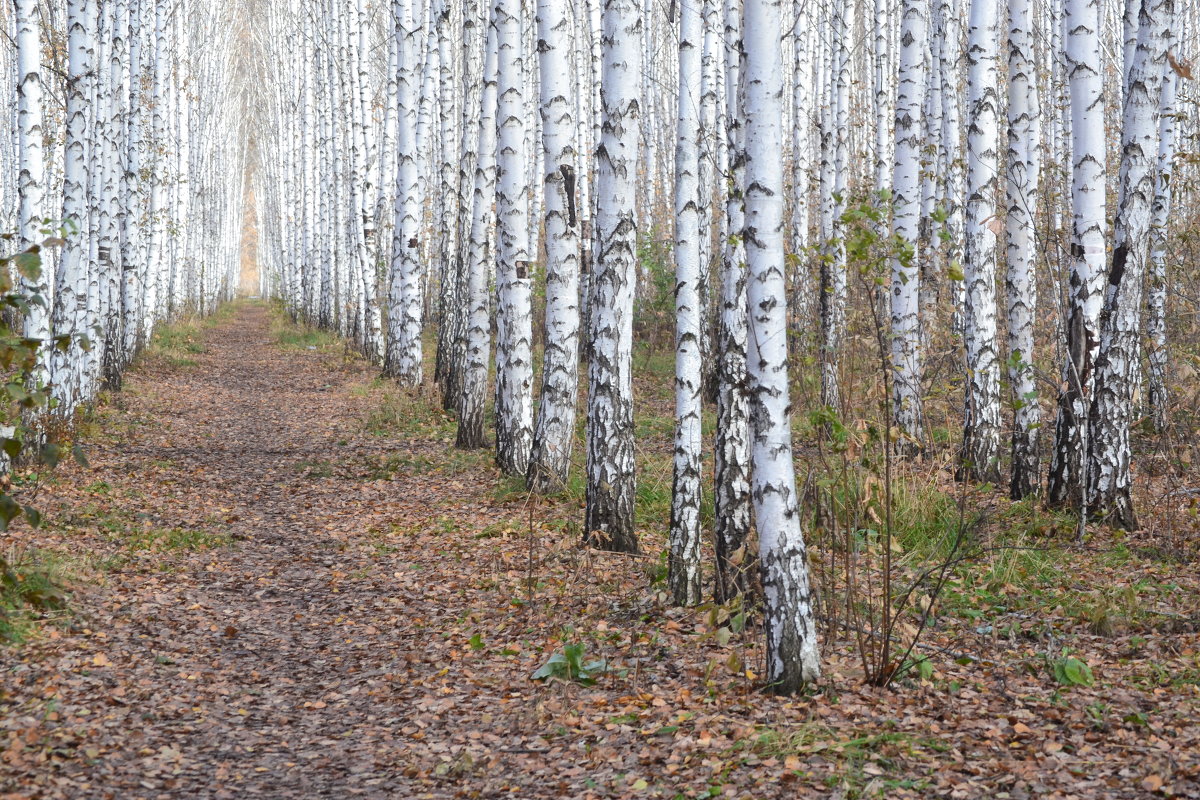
[384,0,425,385]
[1147,51,1177,434]
[492,0,535,476]
[51,0,97,422]
[744,0,820,692]
[668,0,705,606]
[16,0,50,401]
[1087,0,1173,530]
[584,0,641,554]
[527,0,582,492]
[1006,0,1042,498]
[891,0,927,451]
[456,8,500,450]
[714,0,752,604]
[1047,0,1107,511]
[960,0,1002,483]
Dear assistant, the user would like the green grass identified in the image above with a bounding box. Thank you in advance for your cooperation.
[364,390,458,440]
[295,458,335,478]
[0,550,72,643]
[124,527,230,553]
[724,723,937,798]
[60,503,230,556]
[276,325,339,351]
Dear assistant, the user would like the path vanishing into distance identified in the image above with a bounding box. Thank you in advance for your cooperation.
[4,302,1199,800]
[2,302,578,799]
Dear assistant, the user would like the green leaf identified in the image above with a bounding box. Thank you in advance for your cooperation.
[72,444,90,468]
[1051,656,1095,687]
[12,251,41,281]
[468,633,484,650]
[0,495,20,531]
[22,506,41,528]
[40,443,62,468]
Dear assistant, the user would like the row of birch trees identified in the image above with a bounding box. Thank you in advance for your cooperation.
[249,0,1200,692]
[3,0,245,425]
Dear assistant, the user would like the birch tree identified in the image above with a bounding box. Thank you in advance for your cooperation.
[714,0,752,603]
[668,0,704,605]
[585,0,641,554]
[1146,48,1178,434]
[51,0,98,421]
[527,0,581,492]
[492,0,535,476]
[15,0,49,397]
[456,9,499,450]
[891,0,927,450]
[1006,0,1042,498]
[385,0,425,385]
[960,0,1002,483]
[1047,0,1107,510]
[744,0,820,691]
[1087,0,1173,529]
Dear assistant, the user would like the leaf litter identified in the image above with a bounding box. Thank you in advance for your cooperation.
[0,302,1198,799]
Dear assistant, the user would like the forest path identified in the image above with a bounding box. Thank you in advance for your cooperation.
[5,302,1200,800]
[1,302,565,798]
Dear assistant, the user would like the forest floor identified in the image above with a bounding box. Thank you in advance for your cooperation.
[1,301,1199,799]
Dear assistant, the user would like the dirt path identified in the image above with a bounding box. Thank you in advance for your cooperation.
[4,303,1200,800]
[0,303,557,799]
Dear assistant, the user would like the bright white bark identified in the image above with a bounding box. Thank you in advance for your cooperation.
[1006,0,1042,498]
[1048,0,1107,510]
[528,0,582,492]
[669,0,704,606]
[960,0,1002,483]
[891,0,927,449]
[584,0,640,554]
[492,0,534,476]
[744,0,820,692]
[385,0,425,385]
[1088,0,1173,529]
[714,0,751,603]
[456,11,499,450]
[1147,54,1177,434]
[15,0,50,394]
[52,0,98,421]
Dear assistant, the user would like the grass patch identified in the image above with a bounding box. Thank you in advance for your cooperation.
[726,723,937,798]
[124,527,230,553]
[0,549,72,643]
[295,458,335,478]
[276,325,339,351]
[60,504,230,556]
[267,299,341,351]
[365,390,457,440]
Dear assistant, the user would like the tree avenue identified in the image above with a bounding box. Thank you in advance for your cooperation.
[4,0,1200,703]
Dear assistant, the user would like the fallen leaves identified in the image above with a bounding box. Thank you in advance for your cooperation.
[0,304,1197,799]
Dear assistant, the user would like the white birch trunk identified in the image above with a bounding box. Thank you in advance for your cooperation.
[455,10,499,450]
[1087,0,1173,530]
[1146,53,1177,434]
[744,0,820,692]
[1006,0,1042,498]
[668,0,704,606]
[584,0,640,554]
[960,0,1002,483]
[1048,0,1107,511]
[714,0,752,603]
[527,0,582,492]
[384,0,425,385]
[891,0,927,450]
[492,0,535,476]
